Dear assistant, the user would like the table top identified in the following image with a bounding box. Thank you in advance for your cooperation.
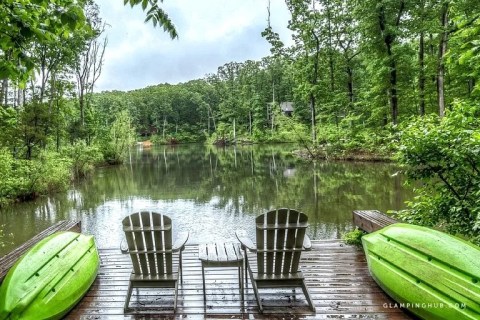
[198,242,243,263]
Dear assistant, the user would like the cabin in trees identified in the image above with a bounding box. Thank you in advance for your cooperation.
[280,102,294,117]
[268,101,294,118]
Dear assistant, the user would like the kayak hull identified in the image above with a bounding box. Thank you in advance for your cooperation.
[0,231,100,320]
[362,223,480,320]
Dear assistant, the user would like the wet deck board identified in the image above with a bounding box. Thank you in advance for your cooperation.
[67,240,413,319]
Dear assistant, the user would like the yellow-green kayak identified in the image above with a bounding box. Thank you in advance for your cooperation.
[0,231,99,320]
[362,223,480,320]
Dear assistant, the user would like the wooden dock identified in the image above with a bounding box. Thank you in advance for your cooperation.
[67,240,413,319]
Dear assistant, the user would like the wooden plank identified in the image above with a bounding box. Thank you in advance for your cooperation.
[256,222,309,230]
[353,210,398,233]
[162,214,173,274]
[152,213,165,275]
[215,242,228,262]
[223,243,237,262]
[265,211,276,274]
[141,212,156,276]
[0,220,81,283]
[207,243,218,262]
[198,244,208,261]
[131,213,148,275]
[275,210,287,275]
[256,213,265,274]
[232,243,243,261]
[67,240,414,319]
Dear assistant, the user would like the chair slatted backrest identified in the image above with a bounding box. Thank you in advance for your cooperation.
[255,208,308,275]
[122,212,173,276]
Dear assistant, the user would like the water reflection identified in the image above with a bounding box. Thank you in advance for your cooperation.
[0,144,414,255]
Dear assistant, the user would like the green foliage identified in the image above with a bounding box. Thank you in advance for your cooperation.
[31,151,73,194]
[397,102,480,241]
[61,141,102,178]
[0,148,16,206]
[0,149,72,206]
[342,228,366,246]
[124,0,178,39]
[316,122,396,159]
[0,0,87,83]
[101,111,136,164]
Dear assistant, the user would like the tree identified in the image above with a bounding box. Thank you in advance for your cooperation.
[101,110,135,164]
[356,0,407,125]
[124,0,178,39]
[0,0,87,84]
[397,102,480,243]
[73,2,106,142]
[285,0,322,144]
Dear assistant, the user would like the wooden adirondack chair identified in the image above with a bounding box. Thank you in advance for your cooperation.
[236,208,315,313]
[122,211,189,313]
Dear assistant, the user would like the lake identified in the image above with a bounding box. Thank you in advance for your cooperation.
[0,144,413,256]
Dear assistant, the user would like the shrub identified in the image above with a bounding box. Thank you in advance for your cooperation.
[62,141,102,178]
[0,149,73,204]
[342,228,366,246]
[100,111,136,164]
[0,148,16,205]
[397,102,480,243]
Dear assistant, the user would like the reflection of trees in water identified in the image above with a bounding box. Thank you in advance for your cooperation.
[75,145,413,228]
[0,144,413,255]
[0,192,78,255]
[84,144,411,220]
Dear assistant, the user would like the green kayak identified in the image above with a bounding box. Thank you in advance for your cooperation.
[362,223,480,320]
[0,231,100,320]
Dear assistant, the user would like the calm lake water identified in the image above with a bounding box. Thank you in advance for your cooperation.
[0,144,413,256]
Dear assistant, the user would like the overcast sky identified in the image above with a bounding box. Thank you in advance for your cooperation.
[94,0,292,92]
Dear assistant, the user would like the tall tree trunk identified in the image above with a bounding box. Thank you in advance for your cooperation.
[385,41,399,125]
[310,93,317,143]
[419,31,426,116]
[249,110,252,136]
[207,108,210,134]
[389,60,399,124]
[437,2,449,117]
[56,93,61,152]
[233,118,236,144]
[346,65,354,110]
[378,2,405,125]
[79,84,85,126]
[310,31,320,144]
[325,0,335,92]
[16,86,23,109]
[1,79,8,106]
[162,116,167,139]
[468,79,475,95]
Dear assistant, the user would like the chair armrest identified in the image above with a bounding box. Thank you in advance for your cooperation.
[120,238,128,254]
[173,231,189,252]
[235,230,256,252]
[303,234,312,251]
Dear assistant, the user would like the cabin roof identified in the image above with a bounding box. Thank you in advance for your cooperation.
[280,101,294,112]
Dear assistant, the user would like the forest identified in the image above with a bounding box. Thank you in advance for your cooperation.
[1,0,479,242]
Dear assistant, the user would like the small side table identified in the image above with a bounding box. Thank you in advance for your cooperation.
[198,242,244,304]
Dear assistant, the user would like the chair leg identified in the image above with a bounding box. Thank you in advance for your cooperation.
[180,250,184,284]
[124,282,133,312]
[248,268,263,313]
[174,280,179,313]
[239,262,244,303]
[202,264,206,304]
[301,279,315,312]
[244,255,248,289]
